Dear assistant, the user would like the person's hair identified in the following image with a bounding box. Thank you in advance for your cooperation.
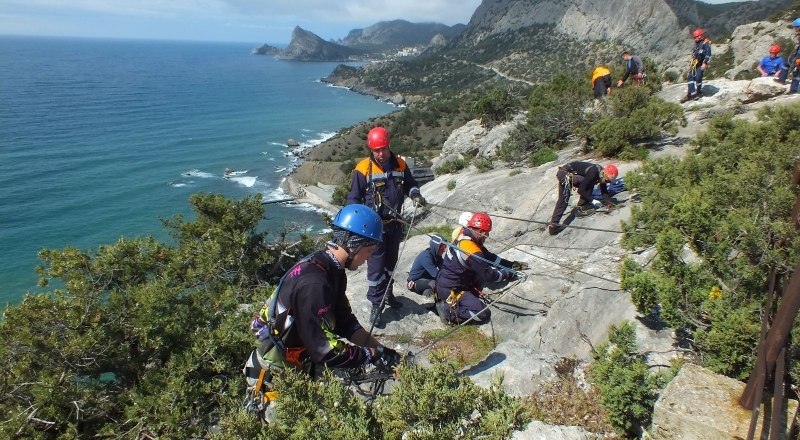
[331,227,378,251]
[622,51,631,56]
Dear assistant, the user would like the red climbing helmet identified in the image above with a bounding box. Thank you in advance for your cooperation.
[692,28,705,39]
[367,126,390,150]
[603,164,619,180]
[769,44,781,55]
[467,212,493,233]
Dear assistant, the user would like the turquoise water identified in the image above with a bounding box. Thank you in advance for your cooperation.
[0,36,393,304]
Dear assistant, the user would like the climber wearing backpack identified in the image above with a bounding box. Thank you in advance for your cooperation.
[244,204,401,421]
[434,212,528,325]
[548,161,618,236]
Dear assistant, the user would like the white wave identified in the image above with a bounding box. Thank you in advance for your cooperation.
[170,182,188,187]
[301,128,312,133]
[182,169,215,178]
[269,142,284,146]
[225,170,248,176]
[229,176,257,187]
[274,167,287,173]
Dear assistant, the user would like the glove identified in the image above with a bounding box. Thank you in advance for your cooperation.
[591,199,602,208]
[511,261,529,271]
[407,280,415,290]
[412,195,427,207]
[373,346,402,373]
[503,270,518,281]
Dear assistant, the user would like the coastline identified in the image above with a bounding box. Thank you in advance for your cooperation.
[280,175,340,215]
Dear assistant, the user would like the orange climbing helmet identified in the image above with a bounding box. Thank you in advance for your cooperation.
[603,164,619,180]
[467,212,493,233]
[769,44,781,55]
[692,28,705,39]
[367,126,390,150]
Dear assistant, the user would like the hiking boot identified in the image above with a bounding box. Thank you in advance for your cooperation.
[434,300,449,325]
[369,306,384,329]
[548,223,565,236]
[385,294,403,308]
[679,93,693,103]
[422,288,434,298]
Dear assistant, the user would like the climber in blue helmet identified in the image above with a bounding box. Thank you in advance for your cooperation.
[243,204,402,421]
[777,18,800,93]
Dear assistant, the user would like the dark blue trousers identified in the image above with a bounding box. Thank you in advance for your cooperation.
[366,222,403,307]
[778,65,799,93]
[687,67,704,96]
[436,288,490,324]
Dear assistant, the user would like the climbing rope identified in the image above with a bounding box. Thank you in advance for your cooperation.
[368,203,420,335]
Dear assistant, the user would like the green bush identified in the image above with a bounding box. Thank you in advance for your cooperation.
[331,181,350,206]
[473,157,494,173]
[620,103,800,381]
[587,89,685,157]
[434,157,469,175]
[588,321,669,437]
[498,74,592,161]
[473,87,517,128]
[528,147,557,166]
[447,179,456,191]
[1,194,321,438]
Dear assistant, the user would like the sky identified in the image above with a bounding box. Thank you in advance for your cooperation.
[0,0,754,45]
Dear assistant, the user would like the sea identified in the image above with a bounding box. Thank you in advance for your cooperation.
[0,36,395,305]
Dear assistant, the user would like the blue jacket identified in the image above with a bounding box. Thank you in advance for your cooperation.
[346,152,420,221]
[408,238,444,281]
[758,55,787,75]
[691,40,712,67]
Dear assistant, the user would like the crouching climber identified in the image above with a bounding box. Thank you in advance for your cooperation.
[548,161,618,235]
[434,212,528,325]
[243,204,401,422]
[407,234,446,298]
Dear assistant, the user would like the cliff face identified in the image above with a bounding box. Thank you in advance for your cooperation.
[456,0,794,69]
[277,26,364,61]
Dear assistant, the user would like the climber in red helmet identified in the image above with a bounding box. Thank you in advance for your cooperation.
[434,212,528,325]
[757,45,786,78]
[777,18,800,93]
[680,28,712,103]
[548,162,619,236]
[346,126,426,329]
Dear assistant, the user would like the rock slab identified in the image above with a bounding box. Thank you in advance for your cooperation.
[649,363,798,439]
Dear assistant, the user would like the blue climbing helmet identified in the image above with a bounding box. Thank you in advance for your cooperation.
[331,204,383,250]
[793,18,800,28]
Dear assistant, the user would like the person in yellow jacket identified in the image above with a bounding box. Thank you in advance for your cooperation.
[591,66,612,99]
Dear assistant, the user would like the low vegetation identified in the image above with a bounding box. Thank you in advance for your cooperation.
[620,103,800,384]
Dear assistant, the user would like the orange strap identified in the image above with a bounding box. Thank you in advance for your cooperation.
[284,347,307,367]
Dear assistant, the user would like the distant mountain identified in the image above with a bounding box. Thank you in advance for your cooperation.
[322,0,796,97]
[251,43,281,56]
[276,26,365,61]
[336,20,466,51]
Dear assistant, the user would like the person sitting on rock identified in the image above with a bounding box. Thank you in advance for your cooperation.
[434,212,528,325]
[406,234,446,298]
[777,18,800,94]
[757,45,787,78]
[548,162,618,236]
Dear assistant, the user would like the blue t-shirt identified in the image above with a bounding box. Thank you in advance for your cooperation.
[758,55,787,75]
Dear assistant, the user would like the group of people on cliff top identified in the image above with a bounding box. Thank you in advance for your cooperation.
[242,17,800,423]
[591,18,800,103]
